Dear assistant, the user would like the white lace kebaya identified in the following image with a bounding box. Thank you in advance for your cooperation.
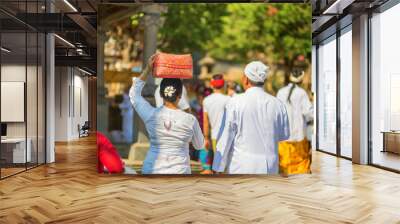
[129,78,204,174]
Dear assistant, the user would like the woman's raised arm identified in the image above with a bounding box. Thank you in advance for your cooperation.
[129,54,157,123]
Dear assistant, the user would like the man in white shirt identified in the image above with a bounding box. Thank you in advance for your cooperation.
[276,70,313,174]
[277,70,313,142]
[212,61,290,174]
[155,81,190,111]
[203,74,231,152]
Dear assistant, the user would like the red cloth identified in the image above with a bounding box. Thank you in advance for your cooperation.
[97,132,124,173]
[210,79,225,88]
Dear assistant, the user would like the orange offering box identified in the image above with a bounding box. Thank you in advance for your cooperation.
[153,53,193,79]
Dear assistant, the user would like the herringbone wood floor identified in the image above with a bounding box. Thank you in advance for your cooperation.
[1,135,400,224]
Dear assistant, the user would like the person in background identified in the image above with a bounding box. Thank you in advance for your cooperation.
[277,69,313,142]
[226,81,242,97]
[129,55,205,174]
[276,69,313,174]
[203,74,231,167]
[189,83,205,116]
[213,61,290,174]
[193,85,213,174]
[155,80,191,112]
[119,87,134,143]
[307,92,315,148]
[109,95,124,143]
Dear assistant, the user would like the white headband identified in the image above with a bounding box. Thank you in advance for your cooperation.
[244,61,270,83]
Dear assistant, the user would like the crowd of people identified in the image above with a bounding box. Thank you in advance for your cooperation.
[125,54,313,174]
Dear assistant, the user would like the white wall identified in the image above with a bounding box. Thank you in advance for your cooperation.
[55,66,69,141]
[55,67,89,141]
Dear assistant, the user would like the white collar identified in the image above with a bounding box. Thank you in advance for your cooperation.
[245,86,264,93]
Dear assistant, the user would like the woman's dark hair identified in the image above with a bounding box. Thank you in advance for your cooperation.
[287,84,296,104]
[212,74,223,80]
[160,78,183,103]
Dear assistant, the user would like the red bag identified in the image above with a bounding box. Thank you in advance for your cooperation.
[153,53,193,79]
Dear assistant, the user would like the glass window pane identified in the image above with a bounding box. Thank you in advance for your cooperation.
[0,0,46,179]
[317,35,337,154]
[371,4,400,171]
[38,33,45,165]
[1,31,27,177]
[27,31,38,168]
[339,27,352,158]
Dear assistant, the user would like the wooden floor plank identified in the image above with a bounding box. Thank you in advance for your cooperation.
[0,135,399,223]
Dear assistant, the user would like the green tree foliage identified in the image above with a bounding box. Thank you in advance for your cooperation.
[158,3,311,73]
[209,4,311,65]
[208,4,265,62]
[263,4,311,70]
[158,4,228,53]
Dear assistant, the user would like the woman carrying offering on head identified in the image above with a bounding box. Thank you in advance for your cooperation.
[129,55,205,174]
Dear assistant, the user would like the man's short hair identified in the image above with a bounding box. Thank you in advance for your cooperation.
[249,79,264,87]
